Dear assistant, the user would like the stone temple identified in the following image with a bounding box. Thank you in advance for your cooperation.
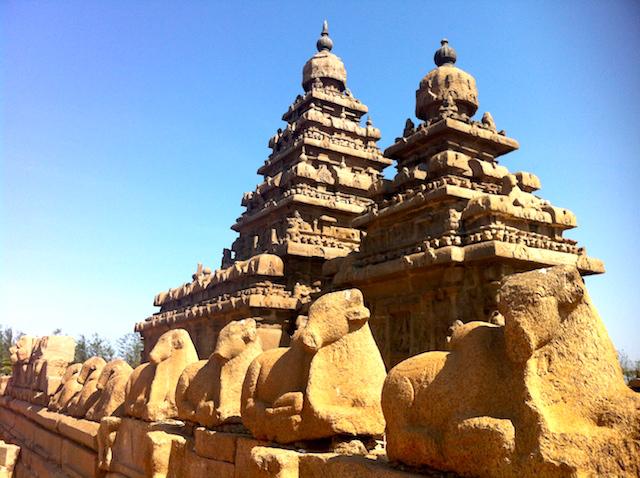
[136,27,603,367]
[135,20,391,359]
[2,23,635,478]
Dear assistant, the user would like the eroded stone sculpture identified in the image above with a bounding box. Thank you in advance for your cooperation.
[48,362,82,412]
[85,359,134,422]
[8,336,35,390]
[382,266,640,477]
[0,440,20,478]
[242,289,386,443]
[65,356,107,418]
[176,318,263,427]
[27,335,76,396]
[124,328,198,421]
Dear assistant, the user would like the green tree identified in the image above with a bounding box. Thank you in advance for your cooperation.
[0,326,23,376]
[618,349,640,384]
[117,333,143,368]
[74,334,89,363]
[89,334,115,362]
[74,333,115,363]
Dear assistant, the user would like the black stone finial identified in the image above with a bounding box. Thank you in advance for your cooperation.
[316,20,333,52]
[434,38,457,67]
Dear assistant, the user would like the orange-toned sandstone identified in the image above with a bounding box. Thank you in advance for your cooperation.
[124,328,198,421]
[0,440,19,478]
[85,359,133,422]
[48,363,82,412]
[242,289,386,443]
[66,356,106,418]
[8,336,35,390]
[383,266,640,477]
[28,336,76,396]
[176,318,263,427]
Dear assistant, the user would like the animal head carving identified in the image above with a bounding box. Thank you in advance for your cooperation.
[149,329,196,364]
[62,363,83,382]
[96,359,133,391]
[213,318,260,361]
[499,265,585,363]
[296,289,370,353]
[10,335,35,364]
[78,357,107,384]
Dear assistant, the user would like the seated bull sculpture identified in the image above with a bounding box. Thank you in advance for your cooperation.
[85,359,133,422]
[176,318,263,427]
[382,266,640,477]
[124,328,198,421]
[49,363,83,412]
[242,289,386,444]
[66,356,107,418]
[8,335,35,390]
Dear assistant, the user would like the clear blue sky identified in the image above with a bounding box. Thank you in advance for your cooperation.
[2,1,639,358]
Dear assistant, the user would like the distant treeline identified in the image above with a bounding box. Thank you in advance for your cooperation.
[618,350,640,384]
[0,325,143,376]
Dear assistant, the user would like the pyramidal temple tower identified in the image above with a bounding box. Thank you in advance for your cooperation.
[230,20,390,285]
[135,23,389,358]
[328,40,604,366]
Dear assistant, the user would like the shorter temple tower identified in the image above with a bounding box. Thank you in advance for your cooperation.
[328,40,604,367]
[135,23,389,359]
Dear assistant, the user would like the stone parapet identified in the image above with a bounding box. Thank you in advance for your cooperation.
[0,397,444,478]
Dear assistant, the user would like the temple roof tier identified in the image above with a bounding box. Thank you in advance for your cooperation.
[331,241,604,288]
[282,88,368,123]
[386,117,519,163]
[136,286,299,333]
[153,254,285,309]
[259,136,390,177]
[233,189,368,232]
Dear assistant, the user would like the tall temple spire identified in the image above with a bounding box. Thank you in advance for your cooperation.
[316,20,333,52]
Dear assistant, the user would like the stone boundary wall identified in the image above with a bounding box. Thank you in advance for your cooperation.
[0,396,442,478]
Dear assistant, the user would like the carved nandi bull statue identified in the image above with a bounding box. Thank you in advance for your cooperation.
[8,335,35,391]
[382,266,640,477]
[98,330,197,476]
[242,289,386,443]
[176,318,263,427]
[66,356,107,417]
[49,363,83,411]
[124,328,198,421]
[85,359,133,422]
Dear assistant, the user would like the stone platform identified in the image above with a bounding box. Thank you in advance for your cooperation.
[0,397,451,478]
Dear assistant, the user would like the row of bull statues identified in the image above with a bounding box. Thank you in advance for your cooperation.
[4,266,640,477]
